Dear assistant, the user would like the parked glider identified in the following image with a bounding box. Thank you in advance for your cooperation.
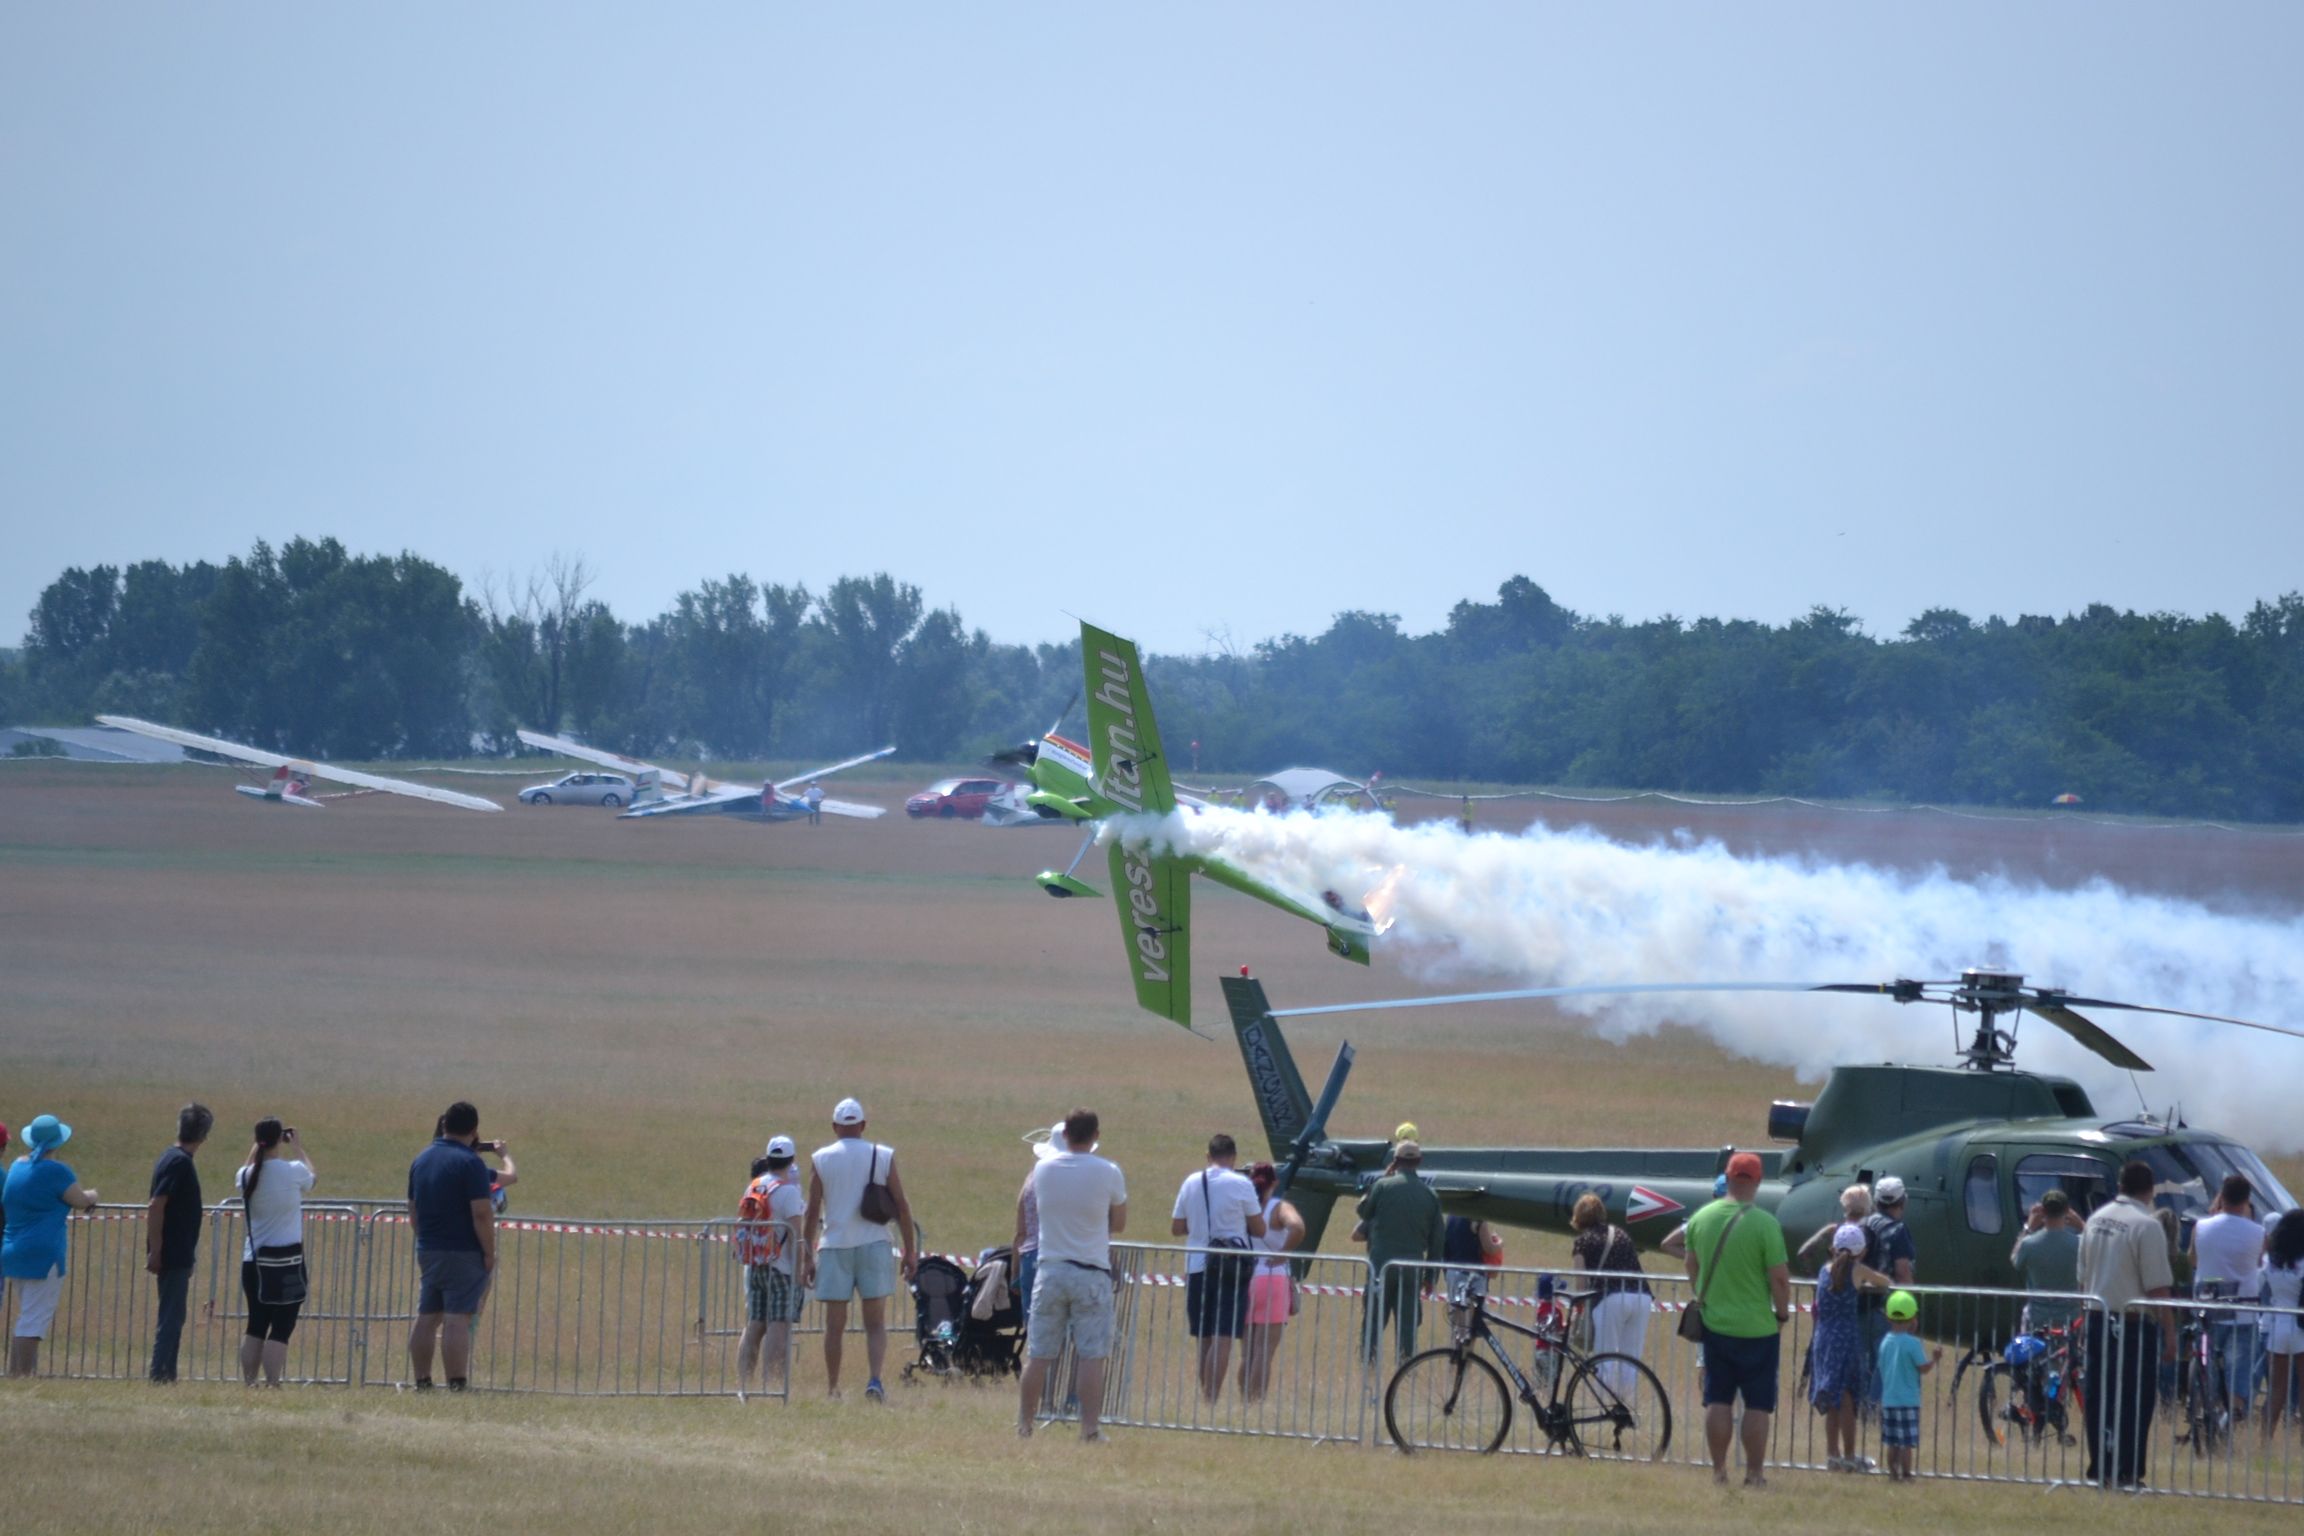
[513,730,893,821]
[92,716,503,812]
[1019,623,1397,1028]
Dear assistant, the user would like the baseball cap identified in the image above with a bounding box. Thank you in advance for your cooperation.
[1875,1175,1907,1205]
[764,1135,796,1160]
[1394,1140,1423,1160]
[1832,1222,1868,1253]
[832,1097,865,1126]
[1725,1151,1764,1182]
[1885,1290,1919,1321]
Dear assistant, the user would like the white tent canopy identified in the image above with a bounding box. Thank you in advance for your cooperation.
[1246,767,1373,812]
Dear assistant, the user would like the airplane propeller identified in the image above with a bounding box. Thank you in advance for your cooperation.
[1269,969,2304,1074]
[985,689,1081,773]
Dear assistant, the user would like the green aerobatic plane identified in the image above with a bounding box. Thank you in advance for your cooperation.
[1016,622,1393,1027]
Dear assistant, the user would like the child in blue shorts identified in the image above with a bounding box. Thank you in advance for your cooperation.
[1878,1290,1944,1481]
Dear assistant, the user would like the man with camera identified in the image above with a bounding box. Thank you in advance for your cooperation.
[406,1102,500,1391]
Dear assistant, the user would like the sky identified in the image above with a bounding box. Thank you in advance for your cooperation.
[4,6,2300,655]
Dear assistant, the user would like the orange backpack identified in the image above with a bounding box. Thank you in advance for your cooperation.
[736,1173,793,1266]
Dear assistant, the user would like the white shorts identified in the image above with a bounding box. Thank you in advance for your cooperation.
[11,1268,64,1339]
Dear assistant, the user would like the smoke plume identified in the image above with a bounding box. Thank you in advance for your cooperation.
[1123,807,2304,1157]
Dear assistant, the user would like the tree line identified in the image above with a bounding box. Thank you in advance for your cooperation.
[7,545,2301,822]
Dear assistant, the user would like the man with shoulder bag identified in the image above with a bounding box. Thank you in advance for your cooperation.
[802,1098,918,1403]
[1683,1151,1793,1488]
[1171,1133,1265,1403]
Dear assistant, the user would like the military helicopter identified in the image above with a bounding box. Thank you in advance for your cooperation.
[1223,968,2302,1293]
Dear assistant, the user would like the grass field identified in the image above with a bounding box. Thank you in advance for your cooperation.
[5,759,2301,1530]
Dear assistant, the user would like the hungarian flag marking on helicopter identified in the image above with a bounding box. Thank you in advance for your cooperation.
[1625,1186,1683,1224]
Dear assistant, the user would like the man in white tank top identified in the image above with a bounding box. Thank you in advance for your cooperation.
[802,1097,918,1401]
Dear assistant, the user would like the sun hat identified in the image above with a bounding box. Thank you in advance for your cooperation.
[764,1135,796,1160]
[1875,1175,1907,1205]
[24,1114,71,1154]
[832,1098,865,1126]
[1885,1290,1919,1321]
[1726,1151,1765,1182]
[1832,1222,1868,1254]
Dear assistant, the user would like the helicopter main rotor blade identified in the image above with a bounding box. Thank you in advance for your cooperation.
[1270,981,1860,1019]
[2020,1003,2153,1072]
[2040,996,2304,1045]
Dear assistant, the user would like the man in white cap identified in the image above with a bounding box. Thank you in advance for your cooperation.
[803,1097,917,1401]
[735,1135,806,1400]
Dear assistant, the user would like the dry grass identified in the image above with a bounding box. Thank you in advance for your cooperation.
[6,1378,2300,1536]
[6,761,2304,1530]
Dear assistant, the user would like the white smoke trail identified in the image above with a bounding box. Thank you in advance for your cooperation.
[1120,807,2304,1155]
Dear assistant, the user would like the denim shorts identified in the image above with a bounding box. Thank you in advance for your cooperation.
[416,1248,492,1316]
[1701,1328,1780,1413]
[813,1240,896,1302]
[1026,1261,1115,1361]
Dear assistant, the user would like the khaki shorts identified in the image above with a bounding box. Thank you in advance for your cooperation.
[1026,1261,1115,1361]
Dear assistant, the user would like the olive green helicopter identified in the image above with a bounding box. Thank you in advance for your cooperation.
[1226,967,2301,1292]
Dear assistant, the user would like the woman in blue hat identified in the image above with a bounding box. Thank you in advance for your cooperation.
[4,1114,101,1376]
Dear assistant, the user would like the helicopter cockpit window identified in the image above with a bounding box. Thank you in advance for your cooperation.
[1964,1154,2003,1235]
[2198,1142,2297,1215]
[2132,1144,2211,1216]
[2014,1154,2114,1219]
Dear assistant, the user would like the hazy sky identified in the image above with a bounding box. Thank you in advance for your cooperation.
[5,6,2299,654]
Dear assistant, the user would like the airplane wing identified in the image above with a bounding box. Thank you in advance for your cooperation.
[96,716,502,812]
[810,796,886,820]
[768,746,897,796]
[515,730,686,784]
[1108,840,1192,1026]
[1080,623,1177,817]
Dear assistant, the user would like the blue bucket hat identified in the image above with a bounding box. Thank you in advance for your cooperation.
[24,1114,72,1154]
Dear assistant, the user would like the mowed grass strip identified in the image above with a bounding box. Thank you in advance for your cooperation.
[9,1380,2300,1536]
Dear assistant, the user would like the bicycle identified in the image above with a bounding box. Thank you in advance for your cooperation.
[2173,1300,2233,1456]
[1959,1319,2083,1448]
[1383,1278,1672,1458]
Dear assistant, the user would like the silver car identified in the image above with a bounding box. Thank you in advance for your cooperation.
[518,771,635,808]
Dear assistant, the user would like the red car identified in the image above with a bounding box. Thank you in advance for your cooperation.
[905,777,1011,819]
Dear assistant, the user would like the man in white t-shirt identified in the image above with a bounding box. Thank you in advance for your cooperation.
[1017,1108,1127,1441]
[802,1097,918,1402]
[1170,1132,1266,1403]
[736,1135,807,1400]
[2195,1173,2269,1424]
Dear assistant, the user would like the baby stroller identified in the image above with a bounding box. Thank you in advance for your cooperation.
[901,1249,1027,1382]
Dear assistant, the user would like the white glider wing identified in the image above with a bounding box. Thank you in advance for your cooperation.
[95,716,502,812]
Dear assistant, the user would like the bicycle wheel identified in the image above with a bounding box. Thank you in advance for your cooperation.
[1386,1346,1513,1454]
[1563,1352,1673,1462]
[2185,1355,2225,1455]
[1976,1361,2014,1447]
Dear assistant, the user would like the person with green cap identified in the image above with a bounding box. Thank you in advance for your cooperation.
[3,1115,101,1377]
[1877,1289,1943,1480]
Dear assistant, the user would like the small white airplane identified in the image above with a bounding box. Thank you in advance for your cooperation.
[514,730,894,821]
[93,716,503,812]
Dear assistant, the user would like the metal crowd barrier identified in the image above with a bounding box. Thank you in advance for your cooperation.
[1064,1242,1372,1443]
[11,1208,2300,1509]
